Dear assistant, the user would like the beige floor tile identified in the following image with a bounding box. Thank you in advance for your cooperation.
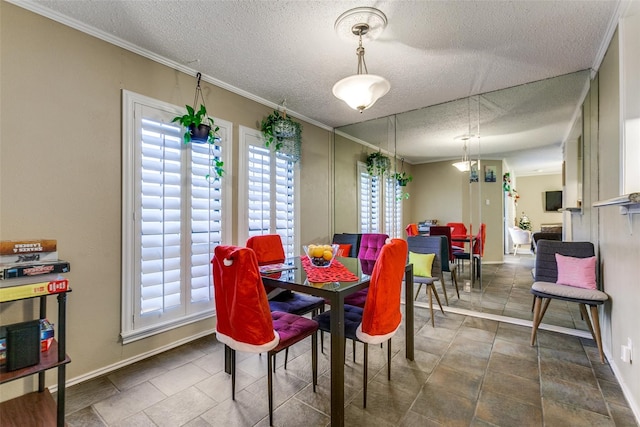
[542,398,616,426]
[144,386,217,427]
[93,382,166,425]
[475,390,542,426]
[150,362,211,396]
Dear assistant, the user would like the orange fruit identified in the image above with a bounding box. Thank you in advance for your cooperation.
[322,250,333,261]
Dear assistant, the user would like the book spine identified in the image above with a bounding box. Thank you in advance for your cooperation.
[0,279,69,303]
[0,251,58,264]
[0,261,70,280]
[0,239,57,255]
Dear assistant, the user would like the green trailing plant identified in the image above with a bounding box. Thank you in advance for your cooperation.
[393,171,413,187]
[261,109,302,151]
[366,152,391,176]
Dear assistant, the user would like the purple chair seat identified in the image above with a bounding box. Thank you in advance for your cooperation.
[269,293,325,316]
[343,289,368,307]
[314,305,363,340]
[271,311,319,351]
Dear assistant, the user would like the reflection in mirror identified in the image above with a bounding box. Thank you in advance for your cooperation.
[334,70,591,333]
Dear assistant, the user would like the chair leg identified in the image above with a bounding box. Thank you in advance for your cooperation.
[590,305,605,364]
[414,283,423,300]
[363,343,368,408]
[312,332,318,391]
[427,285,435,327]
[451,268,460,299]
[387,338,392,380]
[531,296,542,345]
[579,304,596,340]
[514,244,519,255]
[439,274,449,306]
[433,287,444,315]
[230,348,236,401]
[284,348,288,370]
[581,304,605,363]
[267,351,274,426]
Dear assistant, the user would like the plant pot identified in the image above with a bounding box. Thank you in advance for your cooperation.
[189,124,211,143]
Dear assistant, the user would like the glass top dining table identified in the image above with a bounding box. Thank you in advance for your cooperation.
[225,256,415,427]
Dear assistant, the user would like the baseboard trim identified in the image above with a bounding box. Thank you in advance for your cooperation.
[49,328,216,393]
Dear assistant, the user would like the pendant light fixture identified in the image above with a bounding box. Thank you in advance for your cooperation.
[452,96,479,171]
[332,7,390,113]
[452,135,478,172]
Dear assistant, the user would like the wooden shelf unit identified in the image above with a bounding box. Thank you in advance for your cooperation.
[0,290,71,427]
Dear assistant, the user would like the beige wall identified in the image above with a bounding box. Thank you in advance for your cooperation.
[0,3,332,400]
[515,174,563,230]
[409,160,503,263]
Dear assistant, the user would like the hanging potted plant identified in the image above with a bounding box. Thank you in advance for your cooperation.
[393,171,413,187]
[366,151,390,176]
[261,103,302,162]
[172,73,220,145]
[172,104,219,144]
[172,72,224,178]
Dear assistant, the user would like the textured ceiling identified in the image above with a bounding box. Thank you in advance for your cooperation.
[12,0,620,174]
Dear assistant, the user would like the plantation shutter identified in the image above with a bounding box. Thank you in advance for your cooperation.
[246,143,296,258]
[358,162,381,233]
[384,176,403,238]
[139,113,184,316]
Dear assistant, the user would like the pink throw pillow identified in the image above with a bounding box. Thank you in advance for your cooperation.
[555,253,597,289]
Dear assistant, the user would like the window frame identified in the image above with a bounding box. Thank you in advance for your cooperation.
[121,90,232,344]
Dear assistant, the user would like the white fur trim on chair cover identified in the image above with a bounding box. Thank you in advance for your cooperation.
[215,329,280,354]
[355,323,400,345]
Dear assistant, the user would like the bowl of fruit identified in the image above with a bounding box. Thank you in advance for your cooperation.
[303,244,339,268]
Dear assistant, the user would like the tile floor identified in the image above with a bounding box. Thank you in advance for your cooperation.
[442,253,590,331]
[63,257,638,426]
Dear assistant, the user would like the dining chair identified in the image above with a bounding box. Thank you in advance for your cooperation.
[405,223,419,236]
[211,245,318,425]
[247,234,325,367]
[530,240,608,363]
[407,235,450,326]
[247,234,325,316]
[313,238,408,408]
[453,223,486,283]
[428,226,461,299]
[343,233,389,308]
[446,222,467,237]
[331,232,361,257]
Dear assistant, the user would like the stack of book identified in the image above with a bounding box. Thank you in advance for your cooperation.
[0,239,70,302]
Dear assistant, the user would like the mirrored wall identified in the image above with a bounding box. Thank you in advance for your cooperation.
[333,70,591,332]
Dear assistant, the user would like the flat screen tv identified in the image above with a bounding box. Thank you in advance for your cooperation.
[545,190,563,212]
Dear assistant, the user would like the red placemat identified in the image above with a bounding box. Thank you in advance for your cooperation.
[301,256,359,283]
